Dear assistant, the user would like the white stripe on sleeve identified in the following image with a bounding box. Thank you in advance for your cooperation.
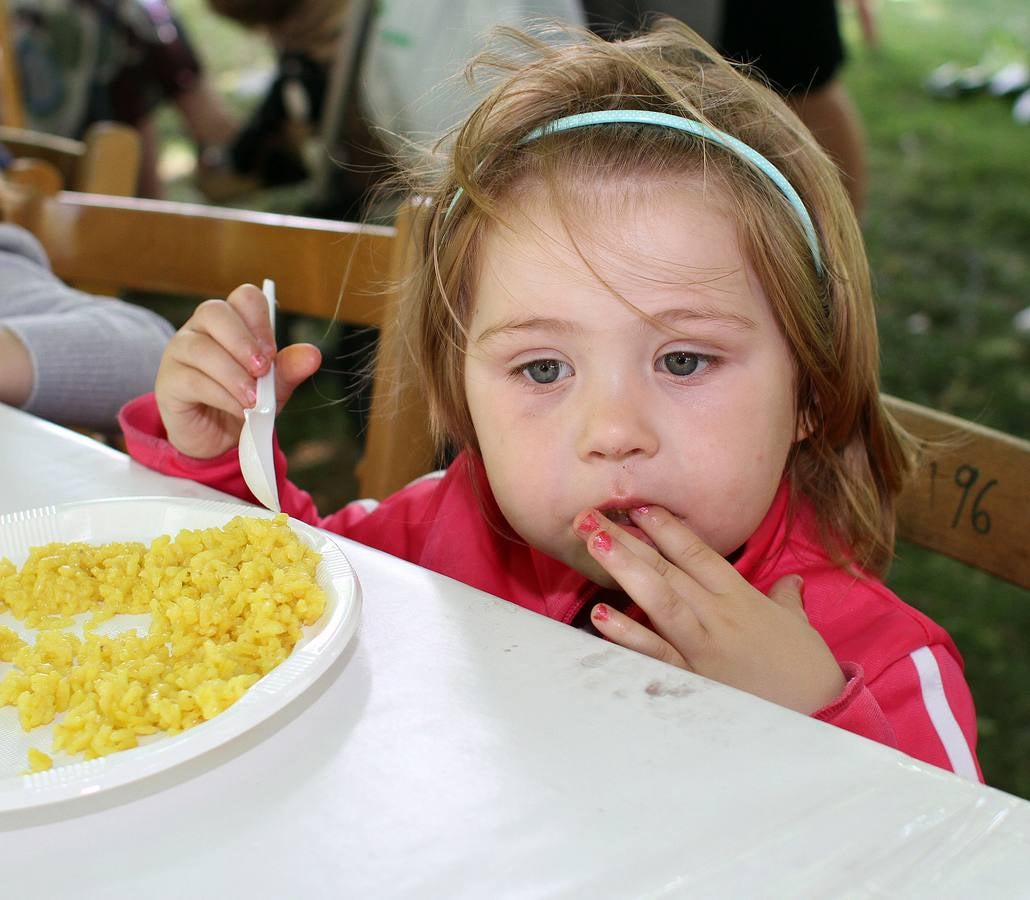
[909,645,978,780]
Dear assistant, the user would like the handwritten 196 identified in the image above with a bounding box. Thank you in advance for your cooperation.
[928,462,997,535]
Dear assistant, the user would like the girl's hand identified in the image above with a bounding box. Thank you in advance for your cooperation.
[155,284,321,459]
[573,506,846,714]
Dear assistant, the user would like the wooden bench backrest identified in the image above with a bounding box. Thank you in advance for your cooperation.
[15,187,435,499]
[886,395,1029,589]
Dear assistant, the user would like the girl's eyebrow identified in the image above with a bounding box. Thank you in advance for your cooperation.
[655,307,758,331]
[474,316,577,345]
[474,307,757,344]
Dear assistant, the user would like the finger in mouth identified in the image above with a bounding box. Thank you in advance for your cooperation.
[604,508,632,526]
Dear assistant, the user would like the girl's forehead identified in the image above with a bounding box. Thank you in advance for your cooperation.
[479,175,747,288]
[471,177,775,332]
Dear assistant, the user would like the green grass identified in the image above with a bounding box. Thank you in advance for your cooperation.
[163,0,1030,798]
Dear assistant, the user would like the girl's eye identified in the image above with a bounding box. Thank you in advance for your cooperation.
[659,351,710,377]
[516,359,570,385]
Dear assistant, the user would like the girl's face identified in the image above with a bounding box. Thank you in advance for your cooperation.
[463,178,804,587]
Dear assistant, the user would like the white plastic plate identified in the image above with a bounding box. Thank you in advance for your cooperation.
[0,496,361,811]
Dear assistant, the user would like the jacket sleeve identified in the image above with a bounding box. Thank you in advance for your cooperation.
[118,392,440,555]
[0,224,174,430]
[119,393,377,534]
[813,647,982,781]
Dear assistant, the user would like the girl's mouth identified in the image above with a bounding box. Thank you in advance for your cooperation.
[603,508,633,526]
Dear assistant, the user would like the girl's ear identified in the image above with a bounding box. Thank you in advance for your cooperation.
[795,397,817,443]
[795,413,811,442]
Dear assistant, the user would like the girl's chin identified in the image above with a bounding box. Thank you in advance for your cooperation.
[574,558,620,590]
[546,540,618,587]
[586,571,620,589]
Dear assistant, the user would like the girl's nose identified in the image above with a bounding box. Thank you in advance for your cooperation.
[576,385,660,462]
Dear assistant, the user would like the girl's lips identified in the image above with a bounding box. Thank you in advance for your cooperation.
[575,506,658,549]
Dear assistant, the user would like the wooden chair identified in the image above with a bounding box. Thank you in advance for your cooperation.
[0,0,140,193]
[11,185,435,500]
[3,154,62,197]
[886,395,1029,589]
[0,122,141,196]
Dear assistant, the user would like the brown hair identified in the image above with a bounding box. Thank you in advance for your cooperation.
[394,19,914,574]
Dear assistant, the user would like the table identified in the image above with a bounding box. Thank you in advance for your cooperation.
[1,404,1028,898]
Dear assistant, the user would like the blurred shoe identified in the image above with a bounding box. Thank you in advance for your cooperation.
[1014,89,1030,125]
[989,62,1030,97]
[1013,306,1030,334]
[926,63,993,98]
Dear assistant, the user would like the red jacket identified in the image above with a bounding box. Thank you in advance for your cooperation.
[121,394,982,780]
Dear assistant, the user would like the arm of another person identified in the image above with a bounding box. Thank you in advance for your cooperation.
[0,224,174,429]
[0,325,33,407]
[787,80,867,215]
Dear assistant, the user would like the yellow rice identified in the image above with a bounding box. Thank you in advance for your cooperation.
[0,514,325,765]
[27,747,52,772]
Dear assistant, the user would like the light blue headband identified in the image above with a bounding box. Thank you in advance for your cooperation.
[446,108,824,276]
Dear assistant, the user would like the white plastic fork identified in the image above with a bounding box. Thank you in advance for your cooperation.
[238,278,280,512]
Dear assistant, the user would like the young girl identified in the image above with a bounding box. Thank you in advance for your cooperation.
[120,20,981,779]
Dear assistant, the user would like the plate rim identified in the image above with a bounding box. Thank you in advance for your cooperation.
[0,495,361,811]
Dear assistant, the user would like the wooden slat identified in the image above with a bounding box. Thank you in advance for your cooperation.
[0,0,25,128]
[33,191,397,326]
[886,394,1030,588]
[0,126,82,180]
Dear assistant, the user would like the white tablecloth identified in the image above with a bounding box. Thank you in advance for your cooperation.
[1,404,1028,898]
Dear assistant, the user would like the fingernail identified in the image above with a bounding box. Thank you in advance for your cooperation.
[593,603,610,622]
[244,387,257,406]
[631,506,650,517]
[250,354,267,374]
[790,574,804,591]
[577,513,599,534]
[592,530,613,552]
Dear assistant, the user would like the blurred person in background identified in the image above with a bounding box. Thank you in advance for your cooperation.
[10,0,238,197]
[198,0,363,208]
[201,0,589,217]
[582,0,872,213]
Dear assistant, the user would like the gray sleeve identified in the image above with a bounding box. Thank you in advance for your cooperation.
[0,223,175,430]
